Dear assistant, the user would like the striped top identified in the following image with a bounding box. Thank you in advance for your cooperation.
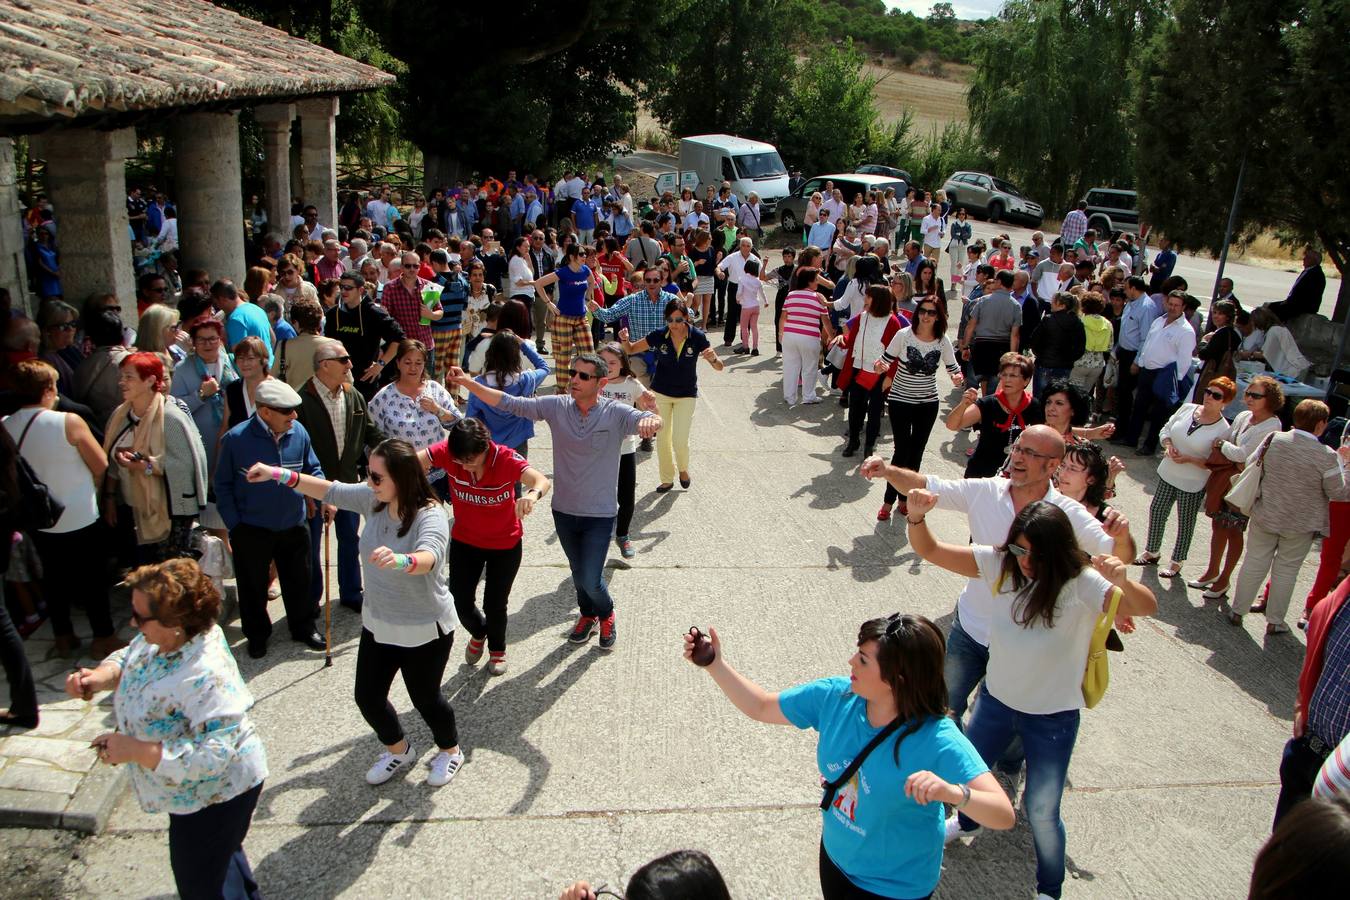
[881,327,961,404]
[1314,732,1349,800]
[781,289,829,339]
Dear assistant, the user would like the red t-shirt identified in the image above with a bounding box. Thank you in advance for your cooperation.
[426,441,530,549]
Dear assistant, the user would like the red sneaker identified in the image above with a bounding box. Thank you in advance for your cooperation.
[598,615,617,651]
[568,616,597,644]
[877,505,892,522]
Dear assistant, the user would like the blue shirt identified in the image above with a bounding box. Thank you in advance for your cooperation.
[433,272,470,331]
[464,342,550,449]
[273,319,297,342]
[1117,295,1159,353]
[1149,249,1177,291]
[779,677,988,898]
[555,264,592,316]
[591,289,675,339]
[214,416,324,532]
[572,199,599,230]
[807,220,836,250]
[643,326,711,398]
[225,302,275,367]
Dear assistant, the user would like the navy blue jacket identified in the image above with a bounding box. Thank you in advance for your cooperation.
[214,416,324,532]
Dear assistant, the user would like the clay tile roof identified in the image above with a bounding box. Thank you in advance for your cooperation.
[0,0,395,124]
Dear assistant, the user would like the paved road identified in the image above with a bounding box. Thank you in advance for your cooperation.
[4,311,1320,898]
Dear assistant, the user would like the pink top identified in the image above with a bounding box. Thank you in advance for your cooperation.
[782,289,829,339]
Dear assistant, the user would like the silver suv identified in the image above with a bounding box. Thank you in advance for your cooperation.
[1081,188,1139,237]
[941,171,1043,227]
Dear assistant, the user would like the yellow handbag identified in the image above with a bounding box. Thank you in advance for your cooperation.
[1082,587,1123,709]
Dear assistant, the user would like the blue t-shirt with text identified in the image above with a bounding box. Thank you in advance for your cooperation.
[779,677,988,898]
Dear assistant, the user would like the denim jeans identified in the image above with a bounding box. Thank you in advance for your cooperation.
[309,508,363,607]
[957,684,1081,900]
[944,614,988,723]
[552,510,617,618]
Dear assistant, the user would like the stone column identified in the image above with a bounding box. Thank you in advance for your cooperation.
[30,127,137,320]
[171,111,245,287]
[0,138,30,314]
[297,97,339,230]
[253,103,294,240]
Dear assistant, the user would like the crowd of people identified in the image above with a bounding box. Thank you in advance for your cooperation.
[0,171,1345,900]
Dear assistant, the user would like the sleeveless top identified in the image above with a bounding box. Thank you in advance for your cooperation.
[2,408,99,533]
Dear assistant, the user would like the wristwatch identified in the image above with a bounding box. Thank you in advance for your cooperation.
[956,782,971,809]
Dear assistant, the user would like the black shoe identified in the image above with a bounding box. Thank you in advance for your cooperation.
[340,599,363,613]
[638,438,653,452]
[679,474,691,488]
[247,639,268,659]
[863,443,875,457]
[655,483,674,494]
[733,345,749,354]
[751,348,760,356]
[294,631,326,650]
[842,441,860,458]
[0,712,39,729]
[538,346,549,356]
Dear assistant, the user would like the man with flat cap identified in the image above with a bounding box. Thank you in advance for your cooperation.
[216,379,327,658]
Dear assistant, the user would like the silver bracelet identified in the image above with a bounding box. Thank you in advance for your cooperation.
[956,782,971,809]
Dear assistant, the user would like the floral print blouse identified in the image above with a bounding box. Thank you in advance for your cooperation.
[107,626,267,814]
[368,380,461,481]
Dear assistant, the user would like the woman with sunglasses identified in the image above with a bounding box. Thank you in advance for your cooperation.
[1134,377,1235,578]
[873,295,962,521]
[1190,375,1284,602]
[905,490,1154,900]
[682,613,1014,900]
[620,299,724,493]
[244,438,465,787]
[529,242,599,393]
[66,559,268,899]
[419,418,549,677]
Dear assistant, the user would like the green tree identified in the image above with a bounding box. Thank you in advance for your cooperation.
[967,0,1164,216]
[779,43,879,175]
[928,2,957,25]
[1136,0,1348,317]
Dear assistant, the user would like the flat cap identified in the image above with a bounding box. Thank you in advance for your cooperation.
[255,379,303,410]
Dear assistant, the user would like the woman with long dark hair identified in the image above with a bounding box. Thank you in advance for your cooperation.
[913,259,946,313]
[245,439,463,788]
[873,294,962,521]
[837,286,907,459]
[906,491,1155,900]
[683,613,1013,899]
[368,340,462,495]
[464,330,550,457]
[419,418,549,676]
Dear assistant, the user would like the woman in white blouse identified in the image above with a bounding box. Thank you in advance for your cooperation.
[508,236,535,303]
[1248,307,1311,380]
[1135,378,1235,578]
[368,340,461,497]
[66,559,267,898]
[1190,375,1285,600]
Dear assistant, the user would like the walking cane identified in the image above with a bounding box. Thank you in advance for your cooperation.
[323,517,333,668]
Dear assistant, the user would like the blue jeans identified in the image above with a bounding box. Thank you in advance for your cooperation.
[552,510,616,618]
[1034,366,1072,398]
[957,685,1081,900]
[946,613,1024,773]
[309,508,363,607]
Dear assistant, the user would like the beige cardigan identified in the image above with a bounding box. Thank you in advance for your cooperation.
[1251,430,1349,535]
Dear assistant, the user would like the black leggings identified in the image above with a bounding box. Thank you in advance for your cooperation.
[884,399,940,504]
[819,841,930,900]
[847,380,887,448]
[449,539,522,653]
[617,451,636,538]
[353,627,459,750]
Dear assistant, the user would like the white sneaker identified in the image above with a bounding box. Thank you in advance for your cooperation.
[426,750,465,787]
[944,815,980,845]
[365,744,417,785]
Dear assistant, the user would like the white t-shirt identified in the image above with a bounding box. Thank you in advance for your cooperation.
[921,214,943,249]
[737,275,763,307]
[599,376,645,454]
[925,475,1115,646]
[974,546,1114,714]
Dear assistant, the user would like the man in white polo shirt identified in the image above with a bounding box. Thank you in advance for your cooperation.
[861,424,1134,724]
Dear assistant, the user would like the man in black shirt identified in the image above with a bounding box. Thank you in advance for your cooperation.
[324,273,404,401]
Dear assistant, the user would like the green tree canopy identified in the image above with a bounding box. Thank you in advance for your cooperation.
[1136,0,1348,316]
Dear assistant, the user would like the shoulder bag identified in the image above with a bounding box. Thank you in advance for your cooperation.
[14,411,66,531]
[1224,432,1276,516]
[820,717,906,811]
[1083,586,1123,709]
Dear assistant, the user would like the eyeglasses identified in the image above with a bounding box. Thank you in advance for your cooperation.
[1006,543,1031,558]
[1204,389,1225,400]
[1245,390,1266,399]
[1008,442,1059,461]
[368,471,385,486]
[50,322,77,331]
[566,368,598,381]
[643,278,662,284]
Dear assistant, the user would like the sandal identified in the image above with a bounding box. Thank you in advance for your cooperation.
[1158,564,1182,578]
[1186,575,1219,589]
[1265,623,1291,636]
[1133,552,1160,566]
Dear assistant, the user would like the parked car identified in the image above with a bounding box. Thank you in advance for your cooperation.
[776,173,907,232]
[941,171,1043,227]
[855,164,912,188]
[1081,187,1140,237]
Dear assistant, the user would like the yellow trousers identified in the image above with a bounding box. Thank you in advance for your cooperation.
[653,393,698,484]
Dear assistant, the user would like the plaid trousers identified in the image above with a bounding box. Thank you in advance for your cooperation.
[550,314,594,393]
[433,327,465,385]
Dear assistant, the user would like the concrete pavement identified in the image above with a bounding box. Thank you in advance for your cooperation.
[5,320,1321,898]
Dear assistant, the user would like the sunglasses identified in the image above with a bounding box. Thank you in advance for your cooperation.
[130,607,160,628]
[1205,389,1224,400]
[50,322,77,331]
[916,307,938,317]
[643,278,662,284]
[340,284,358,291]
[368,471,385,486]
[324,356,352,364]
[667,317,687,325]
[1006,544,1031,558]
[566,368,599,381]
[261,406,298,416]
[1244,390,1266,399]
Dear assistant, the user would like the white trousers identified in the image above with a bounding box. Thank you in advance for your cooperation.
[781,332,821,405]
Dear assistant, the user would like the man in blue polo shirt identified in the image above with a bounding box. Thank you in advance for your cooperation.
[212,278,274,367]
[215,379,325,658]
[571,186,601,245]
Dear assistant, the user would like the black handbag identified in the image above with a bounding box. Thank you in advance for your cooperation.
[15,413,65,531]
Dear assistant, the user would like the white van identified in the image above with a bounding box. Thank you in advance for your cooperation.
[678,134,790,212]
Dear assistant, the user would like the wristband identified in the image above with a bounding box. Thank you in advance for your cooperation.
[906,516,926,526]
[271,466,286,483]
[955,782,971,809]
[288,469,301,489]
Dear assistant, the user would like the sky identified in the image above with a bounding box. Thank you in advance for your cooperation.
[883,0,1005,19]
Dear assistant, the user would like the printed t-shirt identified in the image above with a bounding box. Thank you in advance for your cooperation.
[555,264,591,316]
[779,677,988,898]
[426,441,529,549]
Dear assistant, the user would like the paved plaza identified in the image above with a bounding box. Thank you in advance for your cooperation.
[0,308,1319,899]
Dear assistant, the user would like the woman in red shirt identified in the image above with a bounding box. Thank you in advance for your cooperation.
[420,418,550,676]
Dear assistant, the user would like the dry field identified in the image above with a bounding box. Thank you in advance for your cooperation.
[864,60,971,135]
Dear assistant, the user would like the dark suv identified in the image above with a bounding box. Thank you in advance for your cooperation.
[1081,188,1140,237]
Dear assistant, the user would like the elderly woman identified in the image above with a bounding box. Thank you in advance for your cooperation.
[1135,377,1234,579]
[170,320,238,536]
[37,300,82,396]
[65,559,267,899]
[135,302,187,370]
[220,337,273,433]
[1192,300,1240,400]
[621,299,726,493]
[270,297,326,389]
[1226,400,1350,635]
[103,352,209,562]
[369,340,461,469]
[1191,375,1284,601]
[947,352,1043,479]
[73,309,131,427]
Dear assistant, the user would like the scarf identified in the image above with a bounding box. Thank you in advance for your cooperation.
[103,393,170,544]
[993,388,1031,433]
[192,353,235,429]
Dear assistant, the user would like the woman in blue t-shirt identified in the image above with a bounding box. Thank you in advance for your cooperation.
[620,298,726,494]
[530,243,598,394]
[682,614,1014,899]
